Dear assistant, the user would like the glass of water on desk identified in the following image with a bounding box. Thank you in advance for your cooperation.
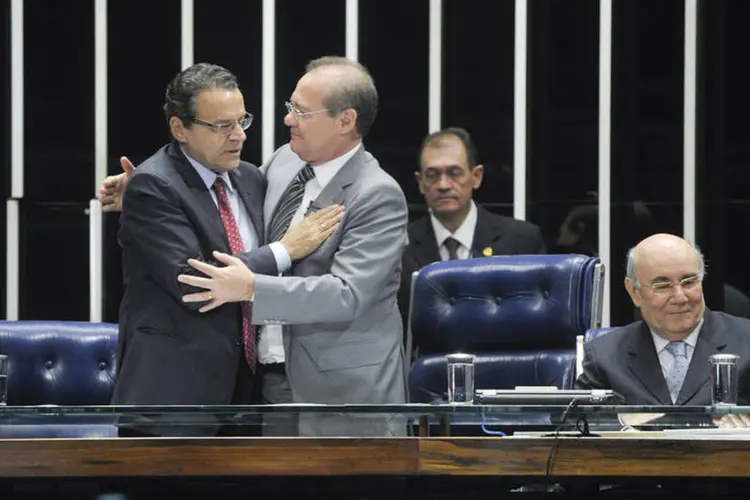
[710,353,739,406]
[0,354,8,406]
[446,353,475,404]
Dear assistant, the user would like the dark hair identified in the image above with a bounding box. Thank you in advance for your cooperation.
[163,63,239,129]
[419,127,478,169]
[305,56,378,137]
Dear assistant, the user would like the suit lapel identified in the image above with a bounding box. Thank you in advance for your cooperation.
[408,217,442,268]
[167,142,231,252]
[470,206,504,258]
[627,323,672,404]
[229,168,265,243]
[679,312,728,404]
[305,147,363,216]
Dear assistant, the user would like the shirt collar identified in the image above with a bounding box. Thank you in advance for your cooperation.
[650,316,704,353]
[180,145,235,193]
[309,142,361,189]
[430,201,478,251]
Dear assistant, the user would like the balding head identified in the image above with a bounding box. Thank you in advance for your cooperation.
[626,233,705,283]
[624,233,706,340]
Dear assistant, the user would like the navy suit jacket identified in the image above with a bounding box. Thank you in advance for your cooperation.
[576,310,750,405]
[112,142,278,406]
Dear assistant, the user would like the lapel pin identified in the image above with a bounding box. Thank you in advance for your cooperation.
[482,247,493,257]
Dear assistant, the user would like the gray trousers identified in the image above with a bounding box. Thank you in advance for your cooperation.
[260,366,298,436]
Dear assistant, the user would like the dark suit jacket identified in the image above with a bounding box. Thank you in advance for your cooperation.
[575,310,750,405]
[112,142,278,408]
[398,205,546,338]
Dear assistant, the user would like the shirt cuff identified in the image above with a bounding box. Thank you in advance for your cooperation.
[269,241,292,273]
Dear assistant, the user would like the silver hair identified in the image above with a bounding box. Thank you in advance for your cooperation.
[625,240,706,284]
[305,56,378,137]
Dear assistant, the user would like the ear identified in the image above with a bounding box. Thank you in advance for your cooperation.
[624,277,642,308]
[414,171,426,195]
[339,108,358,135]
[471,164,484,189]
[169,116,189,143]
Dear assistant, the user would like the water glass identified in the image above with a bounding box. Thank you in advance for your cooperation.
[710,353,739,406]
[0,354,8,406]
[446,353,475,404]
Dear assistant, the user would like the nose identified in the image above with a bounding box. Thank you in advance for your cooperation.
[229,126,246,142]
[436,173,452,190]
[670,285,689,303]
[284,112,297,127]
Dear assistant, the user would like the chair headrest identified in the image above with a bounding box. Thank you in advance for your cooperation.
[411,254,600,353]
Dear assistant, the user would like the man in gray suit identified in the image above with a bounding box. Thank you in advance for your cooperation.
[576,233,750,405]
[179,56,409,436]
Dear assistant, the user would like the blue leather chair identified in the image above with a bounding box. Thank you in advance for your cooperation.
[0,320,119,437]
[408,254,605,404]
[584,327,617,343]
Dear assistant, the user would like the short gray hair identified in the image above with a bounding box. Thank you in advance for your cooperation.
[625,241,706,283]
[305,56,378,137]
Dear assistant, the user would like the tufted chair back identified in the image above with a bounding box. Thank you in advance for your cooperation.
[408,254,604,403]
[0,320,118,405]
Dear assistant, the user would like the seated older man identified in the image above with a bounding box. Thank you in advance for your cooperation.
[576,233,750,405]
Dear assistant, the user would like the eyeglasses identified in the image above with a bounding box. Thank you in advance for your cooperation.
[636,275,702,295]
[284,101,329,122]
[420,166,472,184]
[190,111,253,135]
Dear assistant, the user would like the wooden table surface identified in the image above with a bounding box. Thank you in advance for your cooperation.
[1,436,749,478]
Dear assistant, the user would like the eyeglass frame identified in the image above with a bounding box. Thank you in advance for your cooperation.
[189,111,253,135]
[634,274,703,295]
[419,165,477,184]
[284,101,330,122]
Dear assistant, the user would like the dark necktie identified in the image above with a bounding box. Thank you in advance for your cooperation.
[268,164,316,243]
[213,178,257,373]
[444,237,461,260]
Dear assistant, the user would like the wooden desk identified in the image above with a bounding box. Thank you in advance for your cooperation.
[1,436,749,478]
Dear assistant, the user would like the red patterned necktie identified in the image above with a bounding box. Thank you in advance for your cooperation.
[212,177,257,373]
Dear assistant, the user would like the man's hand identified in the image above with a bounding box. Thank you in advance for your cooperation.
[177,251,255,313]
[98,156,135,212]
[280,204,345,261]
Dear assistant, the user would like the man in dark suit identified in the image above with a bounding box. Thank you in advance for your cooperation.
[576,233,750,405]
[399,127,545,339]
[110,63,341,435]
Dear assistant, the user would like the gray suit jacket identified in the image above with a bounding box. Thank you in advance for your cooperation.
[576,310,750,405]
[253,144,409,410]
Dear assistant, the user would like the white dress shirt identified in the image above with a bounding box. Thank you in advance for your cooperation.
[650,317,704,380]
[429,200,478,261]
[181,147,290,268]
[258,142,362,364]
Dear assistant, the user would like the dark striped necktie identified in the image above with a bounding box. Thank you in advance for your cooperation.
[268,164,316,243]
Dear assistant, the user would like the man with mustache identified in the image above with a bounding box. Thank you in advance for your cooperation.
[398,127,545,351]
[576,233,750,405]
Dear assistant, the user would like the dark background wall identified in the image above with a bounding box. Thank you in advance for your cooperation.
[1,0,748,326]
